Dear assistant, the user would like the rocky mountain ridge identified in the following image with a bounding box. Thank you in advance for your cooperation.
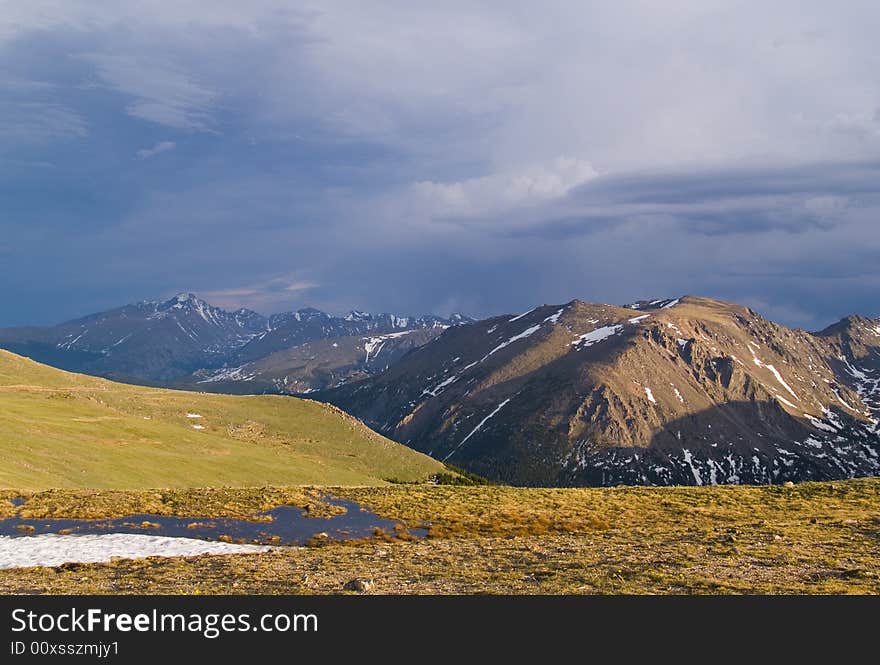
[0,293,469,389]
[318,296,880,486]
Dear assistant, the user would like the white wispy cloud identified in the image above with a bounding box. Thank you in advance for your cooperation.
[136,140,176,159]
[411,157,597,217]
[79,53,217,131]
[201,276,319,313]
[0,101,87,142]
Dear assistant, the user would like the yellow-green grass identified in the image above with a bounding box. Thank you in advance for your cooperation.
[0,350,444,489]
[0,479,877,594]
[334,478,880,538]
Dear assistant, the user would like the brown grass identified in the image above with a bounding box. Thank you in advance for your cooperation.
[0,479,877,594]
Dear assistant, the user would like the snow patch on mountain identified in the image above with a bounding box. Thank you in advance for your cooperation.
[571,325,623,349]
[509,307,536,323]
[364,330,422,363]
[482,325,542,361]
[752,351,799,401]
[443,398,512,461]
[543,308,565,324]
[197,364,258,383]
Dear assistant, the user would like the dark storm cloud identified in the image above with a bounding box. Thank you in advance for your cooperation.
[569,161,880,205]
[469,161,878,242]
[1,2,880,329]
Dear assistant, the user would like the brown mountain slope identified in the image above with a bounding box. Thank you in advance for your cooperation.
[179,328,444,394]
[318,296,880,486]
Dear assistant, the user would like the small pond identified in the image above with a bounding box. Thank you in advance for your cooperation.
[0,498,424,545]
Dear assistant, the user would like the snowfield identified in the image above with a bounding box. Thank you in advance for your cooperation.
[0,533,272,570]
[571,324,623,348]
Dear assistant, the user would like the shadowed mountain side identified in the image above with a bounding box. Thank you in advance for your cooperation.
[557,400,880,487]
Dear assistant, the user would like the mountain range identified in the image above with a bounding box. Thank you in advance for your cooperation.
[0,293,469,392]
[3,292,878,487]
[318,296,880,486]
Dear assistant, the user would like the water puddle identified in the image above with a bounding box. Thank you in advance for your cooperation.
[0,498,423,545]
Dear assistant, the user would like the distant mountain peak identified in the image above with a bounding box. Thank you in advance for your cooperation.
[154,292,208,312]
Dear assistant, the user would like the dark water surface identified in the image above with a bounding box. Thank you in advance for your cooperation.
[0,498,424,545]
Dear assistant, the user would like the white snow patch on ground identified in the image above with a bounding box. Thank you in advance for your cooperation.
[543,308,565,324]
[671,384,685,403]
[628,315,650,324]
[676,338,689,348]
[174,320,198,342]
[186,413,202,419]
[364,330,419,362]
[443,399,511,461]
[662,299,680,309]
[752,352,799,400]
[831,387,858,412]
[423,374,459,397]
[774,393,798,409]
[198,364,258,383]
[682,449,702,485]
[191,424,205,430]
[767,365,799,400]
[482,325,542,361]
[821,406,845,430]
[840,355,867,380]
[571,325,623,348]
[807,416,838,433]
[644,387,657,404]
[509,307,536,323]
[0,534,271,570]
[110,333,133,349]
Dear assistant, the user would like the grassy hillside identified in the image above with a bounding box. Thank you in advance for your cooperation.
[0,350,445,489]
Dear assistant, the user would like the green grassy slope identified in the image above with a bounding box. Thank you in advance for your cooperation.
[0,350,445,489]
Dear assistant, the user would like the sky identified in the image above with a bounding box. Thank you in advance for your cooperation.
[1,1,879,329]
